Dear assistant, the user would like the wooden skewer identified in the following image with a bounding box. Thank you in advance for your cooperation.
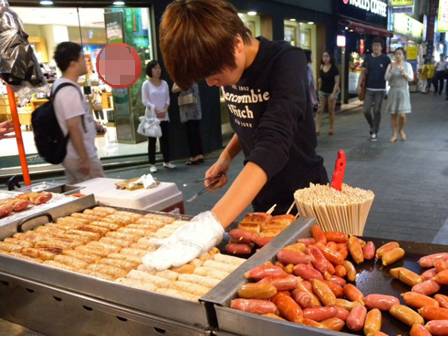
[286,201,296,215]
[266,204,277,215]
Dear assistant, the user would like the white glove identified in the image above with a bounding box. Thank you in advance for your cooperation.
[142,211,224,271]
[142,241,202,270]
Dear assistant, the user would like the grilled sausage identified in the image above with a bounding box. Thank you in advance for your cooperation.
[364,308,382,336]
[402,292,440,309]
[364,294,400,311]
[412,280,441,296]
[347,304,367,331]
[272,292,303,323]
[230,298,277,315]
[389,304,424,326]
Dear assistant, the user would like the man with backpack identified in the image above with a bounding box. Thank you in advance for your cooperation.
[52,42,103,184]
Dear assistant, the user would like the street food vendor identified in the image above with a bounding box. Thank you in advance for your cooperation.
[143,0,328,270]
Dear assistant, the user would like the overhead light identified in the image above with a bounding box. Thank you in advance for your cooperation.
[345,26,349,30]
[40,0,53,5]
[290,18,296,22]
[307,21,314,25]
[247,11,257,16]
[113,1,125,5]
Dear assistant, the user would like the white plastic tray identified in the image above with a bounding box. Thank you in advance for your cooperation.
[75,178,183,211]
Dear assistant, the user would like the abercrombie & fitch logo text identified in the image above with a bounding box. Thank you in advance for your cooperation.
[223,86,271,128]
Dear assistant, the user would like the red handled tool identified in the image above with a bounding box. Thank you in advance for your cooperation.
[331,150,346,191]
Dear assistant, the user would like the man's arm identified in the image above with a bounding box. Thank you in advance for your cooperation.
[222,133,241,161]
[66,116,89,174]
[212,161,267,227]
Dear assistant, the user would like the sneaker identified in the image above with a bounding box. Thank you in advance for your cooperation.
[149,165,157,173]
[163,162,176,169]
[370,133,378,142]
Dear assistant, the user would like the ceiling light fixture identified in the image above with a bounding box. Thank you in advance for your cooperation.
[307,21,314,25]
[40,0,53,5]
[247,11,257,16]
[290,18,296,22]
[113,1,125,6]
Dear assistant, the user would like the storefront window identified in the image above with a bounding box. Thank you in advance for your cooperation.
[238,13,261,37]
[284,20,318,86]
[0,5,155,163]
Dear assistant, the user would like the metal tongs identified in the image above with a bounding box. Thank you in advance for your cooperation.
[184,173,225,203]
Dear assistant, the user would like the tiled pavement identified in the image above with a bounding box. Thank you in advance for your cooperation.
[31,93,448,243]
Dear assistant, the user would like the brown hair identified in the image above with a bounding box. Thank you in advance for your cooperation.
[160,0,252,89]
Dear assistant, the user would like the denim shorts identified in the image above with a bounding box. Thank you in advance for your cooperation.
[319,91,332,98]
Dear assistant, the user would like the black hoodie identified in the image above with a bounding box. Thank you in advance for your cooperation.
[222,37,328,214]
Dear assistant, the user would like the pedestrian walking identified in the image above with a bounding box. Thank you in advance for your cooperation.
[52,42,104,184]
[304,50,318,113]
[316,51,339,136]
[422,57,436,93]
[172,82,204,165]
[358,38,391,141]
[384,48,414,143]
[434,55,447,95]
[141,60,176,173]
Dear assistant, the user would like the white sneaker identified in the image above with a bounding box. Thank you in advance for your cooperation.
[149,165,158,173]
[370,133,378,142]
[163,162,176,169]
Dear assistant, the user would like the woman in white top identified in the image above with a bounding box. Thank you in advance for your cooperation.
[384,48,414,143]
[142,60,176,173]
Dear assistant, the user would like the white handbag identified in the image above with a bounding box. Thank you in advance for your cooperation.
[137,116,162,138]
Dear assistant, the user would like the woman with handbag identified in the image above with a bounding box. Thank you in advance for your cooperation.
[141,60,176,173]
[172,82,204,165]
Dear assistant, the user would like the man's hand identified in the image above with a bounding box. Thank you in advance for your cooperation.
[155,109,167,119]
[204,154,231,191]
[0,121,14,140]
[79,158,91,176]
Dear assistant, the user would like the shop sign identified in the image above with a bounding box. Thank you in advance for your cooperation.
[335,0,388,28]
[341,0,387,17]
[390,0,414,7]
[438,0,448,32]
[406,45,418,60]
[393,13,423,40]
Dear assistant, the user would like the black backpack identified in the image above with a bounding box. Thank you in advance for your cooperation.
[31,82,83,164]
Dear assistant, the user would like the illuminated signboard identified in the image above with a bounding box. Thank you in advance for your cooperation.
[438,0,448,32]
[390,0,414,7]
[335,0,388,28]
[393,13,423,40]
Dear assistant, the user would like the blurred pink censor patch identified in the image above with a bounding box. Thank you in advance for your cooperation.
[96,43,142,88]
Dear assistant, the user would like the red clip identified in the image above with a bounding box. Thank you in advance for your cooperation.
[331,150,346,191]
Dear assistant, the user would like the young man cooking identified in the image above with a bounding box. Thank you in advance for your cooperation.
[143,0,328,270]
